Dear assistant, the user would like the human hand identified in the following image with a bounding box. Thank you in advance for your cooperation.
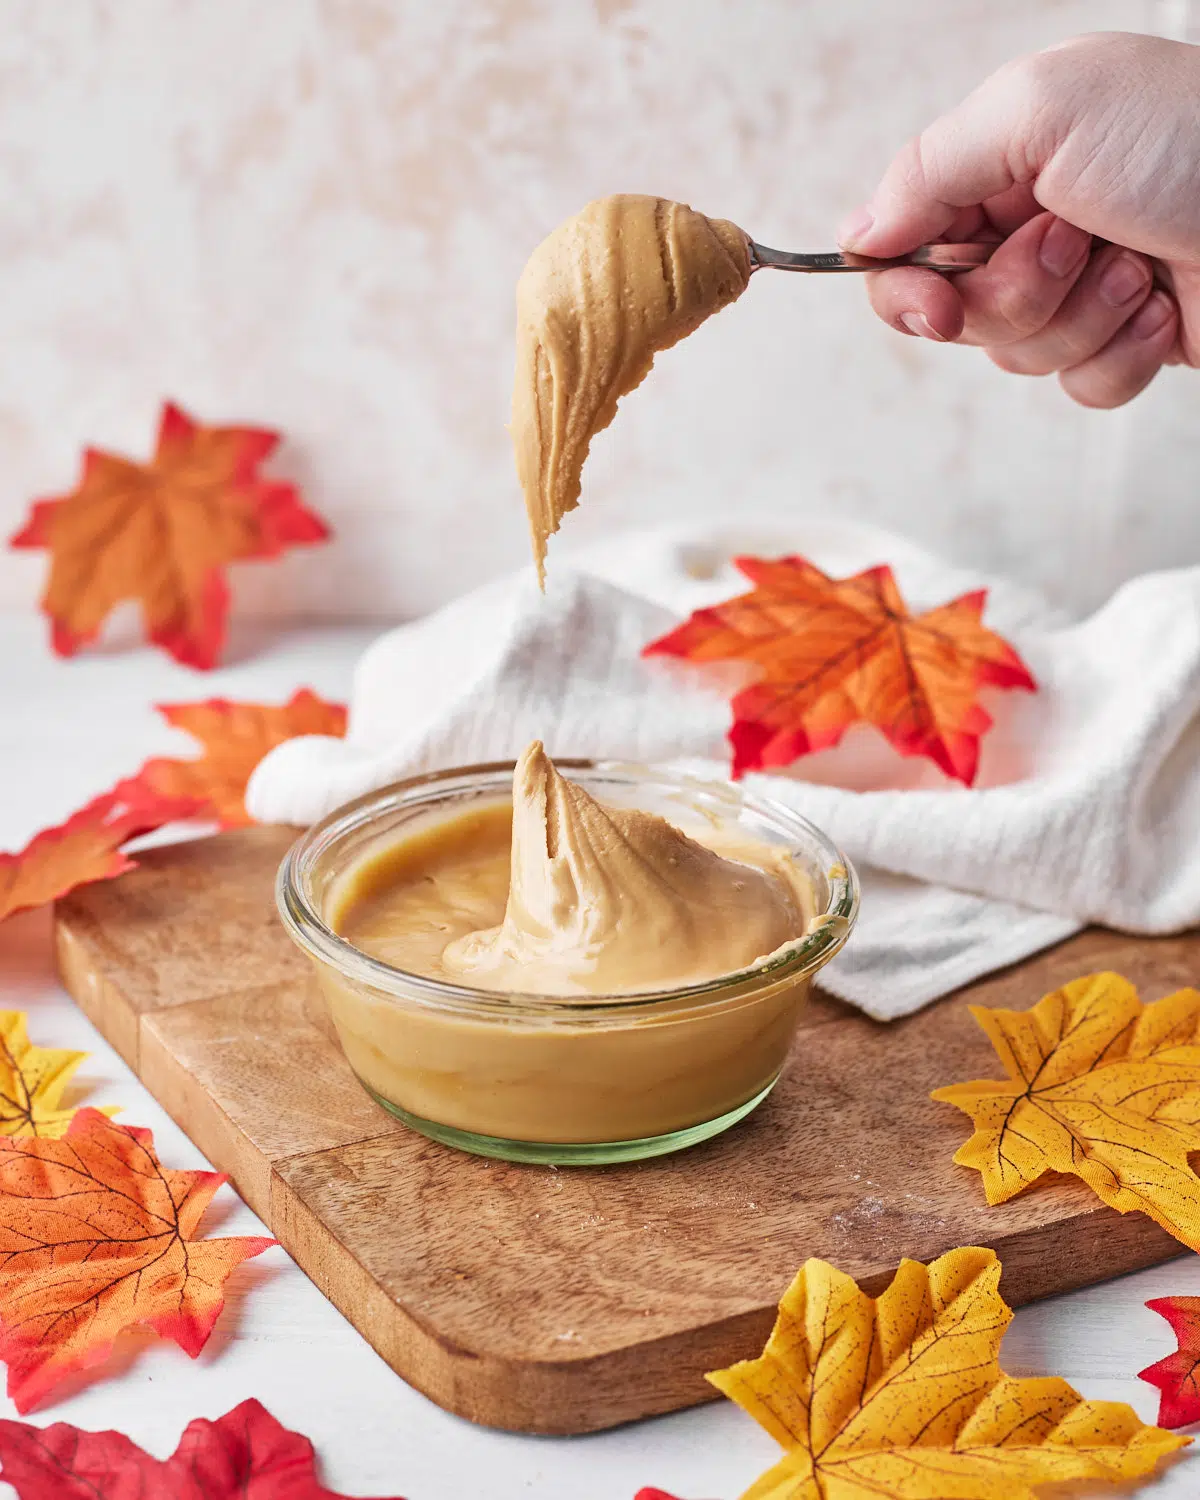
[839,32,1200,407]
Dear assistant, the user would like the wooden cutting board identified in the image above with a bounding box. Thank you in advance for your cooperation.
[54,826,1192,1435]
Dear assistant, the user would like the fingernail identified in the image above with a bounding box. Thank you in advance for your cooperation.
[838,205,875,248]
[1037,217,1091,277]
[1130,290,1175,340]
[898,311,948,342]
[1098,251,1151,307]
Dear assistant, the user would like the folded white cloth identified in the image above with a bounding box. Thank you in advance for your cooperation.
[248,516,1200,1020]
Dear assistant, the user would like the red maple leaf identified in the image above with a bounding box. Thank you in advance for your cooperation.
[644,556,1035,783]
[0,1109,275,1411]
[0,789,201,923]
[1141,1296,1200,1428]
[10,401,329,670]
[0,1396,407,1497]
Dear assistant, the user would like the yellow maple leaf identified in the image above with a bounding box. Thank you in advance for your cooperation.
[932,972,1200,1248]
[0,1011,111,1139]
[708,1247,1185,1500]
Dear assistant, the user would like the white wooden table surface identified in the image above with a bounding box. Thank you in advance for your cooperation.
[1,613,1197,1499]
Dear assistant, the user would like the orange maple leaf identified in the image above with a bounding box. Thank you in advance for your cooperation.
[10,401,330,670]
[644,555,1036,783]
[117,689,348,829]
[0,790,201,923]
[0,1108,275,1411]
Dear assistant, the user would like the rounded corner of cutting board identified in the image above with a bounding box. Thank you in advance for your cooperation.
[396,1332,730,1436]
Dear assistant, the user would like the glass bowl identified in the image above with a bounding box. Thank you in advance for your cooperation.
[276,759,858,1166]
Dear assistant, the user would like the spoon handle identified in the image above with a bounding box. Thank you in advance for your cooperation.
[748,241,994,274]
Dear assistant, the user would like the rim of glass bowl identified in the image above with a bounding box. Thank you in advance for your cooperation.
[276,758,860,1023]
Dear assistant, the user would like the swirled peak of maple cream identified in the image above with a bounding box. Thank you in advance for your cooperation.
[333,740,808,997]
[513,195,752,582]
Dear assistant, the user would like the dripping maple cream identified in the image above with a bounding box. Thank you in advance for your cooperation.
[513,195,752,581]
[278,751,858,1164]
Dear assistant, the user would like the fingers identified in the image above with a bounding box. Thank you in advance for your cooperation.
[1058,290,1178,407]
[988,245,1154,375]
[838,53,1065,256]
[955,213,1090,345]
[866,212,1089,346]
[860,211,1180,407]
[866,266,965,342]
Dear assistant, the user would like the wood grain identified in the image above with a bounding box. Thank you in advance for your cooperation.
[55,826,304,1067]
[54,829,1193,1434]
[139,980,405,1220]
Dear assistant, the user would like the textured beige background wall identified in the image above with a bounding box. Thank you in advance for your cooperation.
[0,0,1189,625]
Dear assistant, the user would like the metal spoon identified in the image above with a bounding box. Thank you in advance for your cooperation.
[748,241,994,273]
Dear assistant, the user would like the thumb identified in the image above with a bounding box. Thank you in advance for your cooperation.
[839,59,1061,257]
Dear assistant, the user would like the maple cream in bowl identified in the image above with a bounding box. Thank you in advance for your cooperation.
[277,747,857,1165]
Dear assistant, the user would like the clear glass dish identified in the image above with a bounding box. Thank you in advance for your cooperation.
[276,759,859,1165]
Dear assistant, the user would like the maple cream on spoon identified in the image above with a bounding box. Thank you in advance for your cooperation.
[512,195,751,581]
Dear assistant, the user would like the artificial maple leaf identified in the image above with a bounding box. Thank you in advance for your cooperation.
[932,972,1200,1250]
[118,689,348,829]
[0,1108,275,1411]
[708,1246,1185,1500]
[10,401,329,670]
[0,789,201,923]
[0,1396,407,1498]
[1141,1297,1200,1429]
[0,1011,113,1140]
[643,556,1035,782]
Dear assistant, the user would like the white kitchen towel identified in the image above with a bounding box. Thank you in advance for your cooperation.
[247,515,1200,1020]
